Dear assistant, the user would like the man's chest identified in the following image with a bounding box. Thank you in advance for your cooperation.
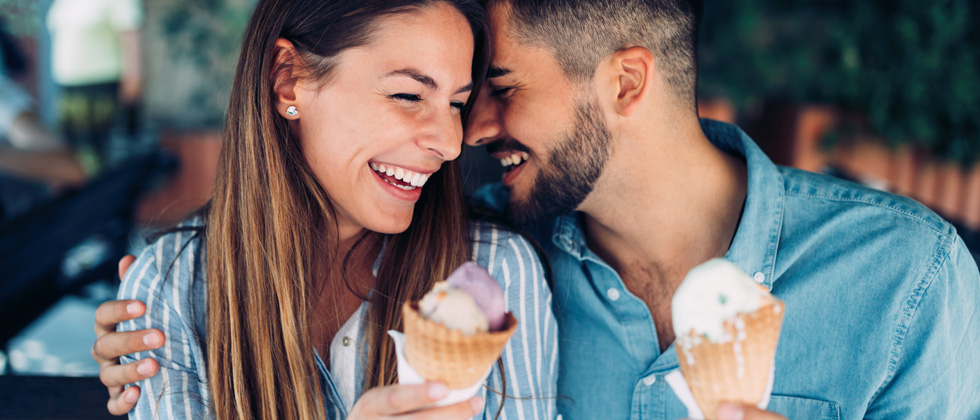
[549,255,685,419]
[618,263,687,351]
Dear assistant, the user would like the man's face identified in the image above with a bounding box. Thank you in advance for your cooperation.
[464,4,612,226]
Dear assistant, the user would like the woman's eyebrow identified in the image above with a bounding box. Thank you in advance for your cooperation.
[383,68,438,89]
[382,68,472,94]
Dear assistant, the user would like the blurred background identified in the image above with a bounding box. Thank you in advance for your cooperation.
[0,0,977,418]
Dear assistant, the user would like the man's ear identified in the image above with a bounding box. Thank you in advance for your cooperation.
[601,46,655,117]
[272,38,303,119]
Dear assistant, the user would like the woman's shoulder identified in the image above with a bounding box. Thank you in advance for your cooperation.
[117,216,207,319]
[468,220,536,259]
[467,220,547,292]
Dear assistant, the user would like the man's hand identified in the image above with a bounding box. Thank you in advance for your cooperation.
[714,403,788,420]
[348,382,483,420]
[92,255,165,415]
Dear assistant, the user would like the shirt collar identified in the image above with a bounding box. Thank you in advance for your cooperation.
[552,212,589,260]
[551,120,785,289]
[704,120,784,290]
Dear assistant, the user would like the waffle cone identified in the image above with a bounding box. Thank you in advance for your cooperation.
[402,302,518,389]
[676,300,784,418]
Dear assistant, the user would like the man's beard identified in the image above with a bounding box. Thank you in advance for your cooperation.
[507,95,612,226]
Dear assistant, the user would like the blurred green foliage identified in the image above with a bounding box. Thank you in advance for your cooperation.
[151,0,253,128]
[0,0,42,37]
[699,0,980,165]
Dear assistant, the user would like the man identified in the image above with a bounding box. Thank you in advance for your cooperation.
[92,0,980,419]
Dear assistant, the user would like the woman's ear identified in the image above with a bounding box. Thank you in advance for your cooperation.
[272,38,303,119]
[601,46,655,117]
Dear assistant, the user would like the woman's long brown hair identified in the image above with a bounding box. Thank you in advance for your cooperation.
[205,0,491,418]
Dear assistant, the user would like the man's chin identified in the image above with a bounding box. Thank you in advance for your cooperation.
[506,177,594,227]
[506,196,556,228]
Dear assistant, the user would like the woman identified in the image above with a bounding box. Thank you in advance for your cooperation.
[113,0,557,419]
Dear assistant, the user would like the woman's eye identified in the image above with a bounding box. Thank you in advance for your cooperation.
[391,93,422,102]
[450,101,465,111]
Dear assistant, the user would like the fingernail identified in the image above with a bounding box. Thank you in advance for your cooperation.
[125,389,138,403]
[127,302,141,315]
[470,396,484,412]
[137,361,153,375]
[428,382,448,400]
[143,333,160,347]
[717,403,745,420]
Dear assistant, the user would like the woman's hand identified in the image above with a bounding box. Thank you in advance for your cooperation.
[92,255,165,415]
[349,382,483,420]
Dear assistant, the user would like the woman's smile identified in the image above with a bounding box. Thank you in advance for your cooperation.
[368,161,439,201]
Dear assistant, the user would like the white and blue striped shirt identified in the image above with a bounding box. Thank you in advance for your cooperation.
[118,218,559,420]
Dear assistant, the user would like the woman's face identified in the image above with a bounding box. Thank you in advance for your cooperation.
[291,3,475,240]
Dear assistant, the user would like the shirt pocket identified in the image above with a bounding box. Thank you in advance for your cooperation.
[767,395,841,420]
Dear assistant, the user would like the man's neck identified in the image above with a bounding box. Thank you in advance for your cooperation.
[579,114,747,306]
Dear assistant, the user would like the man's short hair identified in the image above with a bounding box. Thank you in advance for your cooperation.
[490,0,702,107]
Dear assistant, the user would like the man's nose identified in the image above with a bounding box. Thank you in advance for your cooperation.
[463,85,503,147]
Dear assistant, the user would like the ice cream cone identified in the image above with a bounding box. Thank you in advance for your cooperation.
[402,302,518,389]
[675,300,784,418]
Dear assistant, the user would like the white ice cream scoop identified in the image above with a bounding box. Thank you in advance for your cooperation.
[418,282,489,335]
[671,258,770,342]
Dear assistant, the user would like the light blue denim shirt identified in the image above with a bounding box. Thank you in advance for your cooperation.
[118,220,558,420]
[474,120,980,420]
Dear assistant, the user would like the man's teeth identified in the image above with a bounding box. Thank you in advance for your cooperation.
[500,152,531,167]
[369,162,431,188]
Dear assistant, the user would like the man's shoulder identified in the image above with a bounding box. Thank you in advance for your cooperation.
[773,166,964,296]
[779,166,952,239]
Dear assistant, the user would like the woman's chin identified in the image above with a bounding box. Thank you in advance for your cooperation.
[366,214,414,235]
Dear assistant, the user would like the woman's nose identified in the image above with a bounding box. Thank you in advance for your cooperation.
[417,107,463,161]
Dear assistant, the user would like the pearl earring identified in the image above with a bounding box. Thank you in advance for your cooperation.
[286,106,299,116]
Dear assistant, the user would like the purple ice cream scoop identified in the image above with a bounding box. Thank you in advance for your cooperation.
[446,262,507,331]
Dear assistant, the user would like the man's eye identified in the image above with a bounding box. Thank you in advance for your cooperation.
[391,93,422,102]
[489,87,513,98]
[450,101,465,110]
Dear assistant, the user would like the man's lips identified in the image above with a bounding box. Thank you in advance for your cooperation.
[501,156,527,186]
[486,138,530,156]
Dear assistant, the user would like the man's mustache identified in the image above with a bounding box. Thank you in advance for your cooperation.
[486,139,531,155]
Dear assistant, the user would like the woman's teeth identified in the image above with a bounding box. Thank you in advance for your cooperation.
[369,162,431,189]
[500,152,530,168]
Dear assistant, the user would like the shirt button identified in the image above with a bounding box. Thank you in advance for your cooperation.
[753,272,765,283]
[607,288,621,301]
[643,375,656,386]
[342,336,351,347]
